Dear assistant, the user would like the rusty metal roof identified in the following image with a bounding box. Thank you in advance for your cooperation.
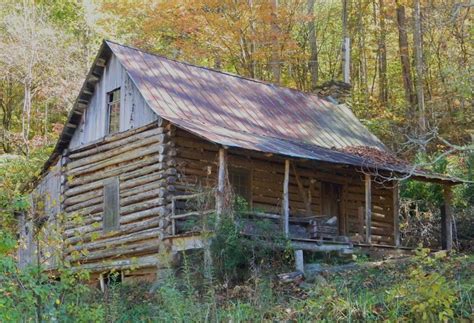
[42,41,463,184]
[107,41,385,151]
[164,116,463,184]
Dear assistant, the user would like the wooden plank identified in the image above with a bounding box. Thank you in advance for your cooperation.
[103,177,120,232]
[365,174,372,243]
[442,186,453,250]
[216,148,226,219]
[282,159,290,237]
[393,181,400,247]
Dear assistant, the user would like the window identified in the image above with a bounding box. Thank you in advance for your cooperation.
[229,167,251,203]
[107,88,120,134]
[103,177,120,232]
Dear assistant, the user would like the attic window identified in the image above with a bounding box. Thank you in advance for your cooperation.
[107,88,120,134]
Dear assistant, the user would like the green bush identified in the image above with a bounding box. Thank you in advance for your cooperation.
[387,249,458,321]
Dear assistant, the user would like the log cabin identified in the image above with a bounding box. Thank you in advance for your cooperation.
[18,40,463,283]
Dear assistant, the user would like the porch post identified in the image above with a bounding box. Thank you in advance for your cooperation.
[441,185,453,251]
[283,159,290,237]
[393,181,400,247]
[365,174,372,243]
[216,147,227,220]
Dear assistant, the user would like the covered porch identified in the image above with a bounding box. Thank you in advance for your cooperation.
[169,139,461,258]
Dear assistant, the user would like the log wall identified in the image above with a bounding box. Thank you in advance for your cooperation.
[63,121,176,273]
[173,128,396,245]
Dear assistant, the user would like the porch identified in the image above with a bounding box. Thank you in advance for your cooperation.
[169,144,458,261]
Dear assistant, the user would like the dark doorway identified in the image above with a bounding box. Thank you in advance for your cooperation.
[229,167,252,203]
[321,182,345,235]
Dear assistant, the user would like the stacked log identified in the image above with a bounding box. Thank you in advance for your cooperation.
[174,129,396,245]
[62,121,176,270]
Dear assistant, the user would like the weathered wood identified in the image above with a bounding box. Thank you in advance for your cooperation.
[72,255,161,272]
[67,143,170,177]
[66,216,161,245]
[70,127,165,161]
[292,162,311,215]
[393,181,400,247]
[294,249,304,273]
[67,156,168,188]
[69,227,163,253]
[69,122,160,156]
[67,239,161,262]
[282,159,290,237]
[68,131,165,169]
[65,199,168,228]
[65,184,169,213]
[65,171,174,198]
[442,186,453,250]
[103,177,120,232]
[365,174,372,243]
[170,209,215,220]
[216,148,226,219]
[276,271,304,283]
[65,204,169,235]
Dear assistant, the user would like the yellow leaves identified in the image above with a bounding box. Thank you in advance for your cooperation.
[90,231,100,242]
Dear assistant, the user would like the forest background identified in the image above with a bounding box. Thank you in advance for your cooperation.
[1,0,472,238]
[0,1,472,321]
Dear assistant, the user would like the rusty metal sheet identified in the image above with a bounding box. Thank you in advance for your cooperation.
[108,41,386,151]
[164,116,463,184]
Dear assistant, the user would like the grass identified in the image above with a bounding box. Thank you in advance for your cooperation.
[75,251,472,322]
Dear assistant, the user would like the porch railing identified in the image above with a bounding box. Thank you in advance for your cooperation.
[170,192,215,235]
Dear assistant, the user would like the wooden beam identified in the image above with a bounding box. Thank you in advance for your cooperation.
[216,148,226,220]
[365,174,372,243]
[282,159,290,237]
[294,249,304,273]
[442,186,453,250]
[393,181,400,247]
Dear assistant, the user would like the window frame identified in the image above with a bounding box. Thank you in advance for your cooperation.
[106,88,121,135]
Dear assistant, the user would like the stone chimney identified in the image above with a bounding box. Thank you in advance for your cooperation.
[314,80,351,104]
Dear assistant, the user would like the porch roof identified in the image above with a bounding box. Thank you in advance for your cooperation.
[168,116,464,185]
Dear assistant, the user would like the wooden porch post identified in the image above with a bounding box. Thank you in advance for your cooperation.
[441,185,453,251]
[283,159,290,237]
[393,181,400,247]
[216,148,226,221]
[365,174,372,243]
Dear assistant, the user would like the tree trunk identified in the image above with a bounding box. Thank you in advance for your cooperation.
[22,81,32,156]
[271,0,281,84]
[341,0,351,84]
[377,0,388,105]
[413,0,426,132]
[248,0,257,77]
[396,2,416,116]
[307,0,318,90]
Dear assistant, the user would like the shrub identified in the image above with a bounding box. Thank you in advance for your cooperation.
[387,249,458,321]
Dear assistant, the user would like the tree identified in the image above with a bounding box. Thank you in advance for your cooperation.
[413,0,426,132]
[0,1,81,155]
[376,0,388,105]
[307,0,319,90]
[395,1,416,113]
